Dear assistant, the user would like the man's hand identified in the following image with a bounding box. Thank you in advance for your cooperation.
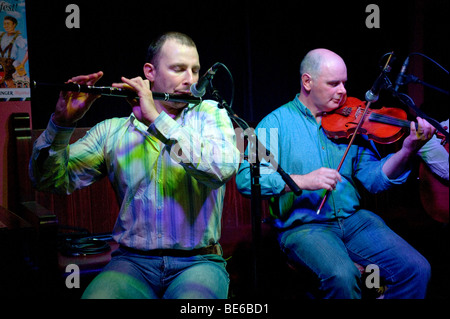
[402,117,436,153]
[113,76,161,126]
[52,71,104,127]
[382,117,436,179]
[286,168,342,192]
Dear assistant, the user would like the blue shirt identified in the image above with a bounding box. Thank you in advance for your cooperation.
[30,100,240,250]
[236,95,410,229]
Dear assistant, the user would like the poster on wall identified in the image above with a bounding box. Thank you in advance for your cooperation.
[0,0,29,101]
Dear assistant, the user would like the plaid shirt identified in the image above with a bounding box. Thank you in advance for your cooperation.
[30,100,240,250]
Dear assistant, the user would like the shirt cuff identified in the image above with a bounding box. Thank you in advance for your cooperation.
[380,154,411,185]
[147,111,180,144]
[46,114,75,147]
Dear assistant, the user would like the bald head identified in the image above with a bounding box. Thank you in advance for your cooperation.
[300,49,346,79]
[298,48,348,118]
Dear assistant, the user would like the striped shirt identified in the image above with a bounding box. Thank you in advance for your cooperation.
[30,100,240,251]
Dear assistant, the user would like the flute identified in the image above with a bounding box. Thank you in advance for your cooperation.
[32,81,202,104]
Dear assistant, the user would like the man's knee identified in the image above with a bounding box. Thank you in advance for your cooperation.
[404,254,431,284]
[82,270,155,299]
[320,265,362,298]
[164,261,229,299]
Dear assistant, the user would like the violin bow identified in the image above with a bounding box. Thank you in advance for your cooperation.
[316,52,394,214]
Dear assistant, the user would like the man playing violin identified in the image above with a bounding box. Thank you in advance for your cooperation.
[236,48,435,298]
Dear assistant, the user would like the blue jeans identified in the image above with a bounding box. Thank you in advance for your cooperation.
[278,210,431,299]
[82,247,229,299]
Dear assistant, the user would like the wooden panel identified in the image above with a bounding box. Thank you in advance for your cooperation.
[7,113,34,210]
[31,128,119,235]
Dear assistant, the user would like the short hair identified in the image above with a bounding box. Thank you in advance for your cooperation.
[145,32,197,65]
[299,50,323,79]
[3,16,18,26]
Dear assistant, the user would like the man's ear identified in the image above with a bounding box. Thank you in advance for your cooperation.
[143,63,156,82]
[301,73,313,92]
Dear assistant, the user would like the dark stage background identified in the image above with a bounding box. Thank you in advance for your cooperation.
[26,0,448,129]
[20,0,449,300]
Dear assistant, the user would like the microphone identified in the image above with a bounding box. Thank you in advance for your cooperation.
[365,52,394,102]
[190,62,221,97]
[32,81,202,104]
[394,56,410,92]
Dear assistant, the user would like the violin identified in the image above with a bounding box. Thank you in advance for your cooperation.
[316,95,445,215]
[322,96,412,144]
[322,96,447,145]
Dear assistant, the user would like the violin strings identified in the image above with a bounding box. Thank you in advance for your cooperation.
[369,112,410,128]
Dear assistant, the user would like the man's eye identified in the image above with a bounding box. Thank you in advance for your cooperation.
[329,82,344,87]
[171,65,185,72]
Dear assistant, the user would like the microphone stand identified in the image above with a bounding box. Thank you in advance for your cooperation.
[209,85,301,296]
[390,78,449,141]
[403,74,449,96]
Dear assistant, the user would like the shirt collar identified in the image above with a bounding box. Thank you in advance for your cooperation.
[292,94,315,120]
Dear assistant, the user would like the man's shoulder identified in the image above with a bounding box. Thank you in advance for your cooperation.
[258,99,299,126]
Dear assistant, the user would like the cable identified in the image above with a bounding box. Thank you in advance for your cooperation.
[408,52,449,75]
[59,237,111,256]
[207,62,235,110]
[57,225,111,256]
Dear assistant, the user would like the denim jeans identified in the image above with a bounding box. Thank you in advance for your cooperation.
[278,209,431,299]
[82,247,229,299]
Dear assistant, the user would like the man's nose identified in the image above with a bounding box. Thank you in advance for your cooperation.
[338,83,346,95]
[184,70,197,86]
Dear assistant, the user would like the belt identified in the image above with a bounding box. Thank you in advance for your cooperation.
[120,244,222,257]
